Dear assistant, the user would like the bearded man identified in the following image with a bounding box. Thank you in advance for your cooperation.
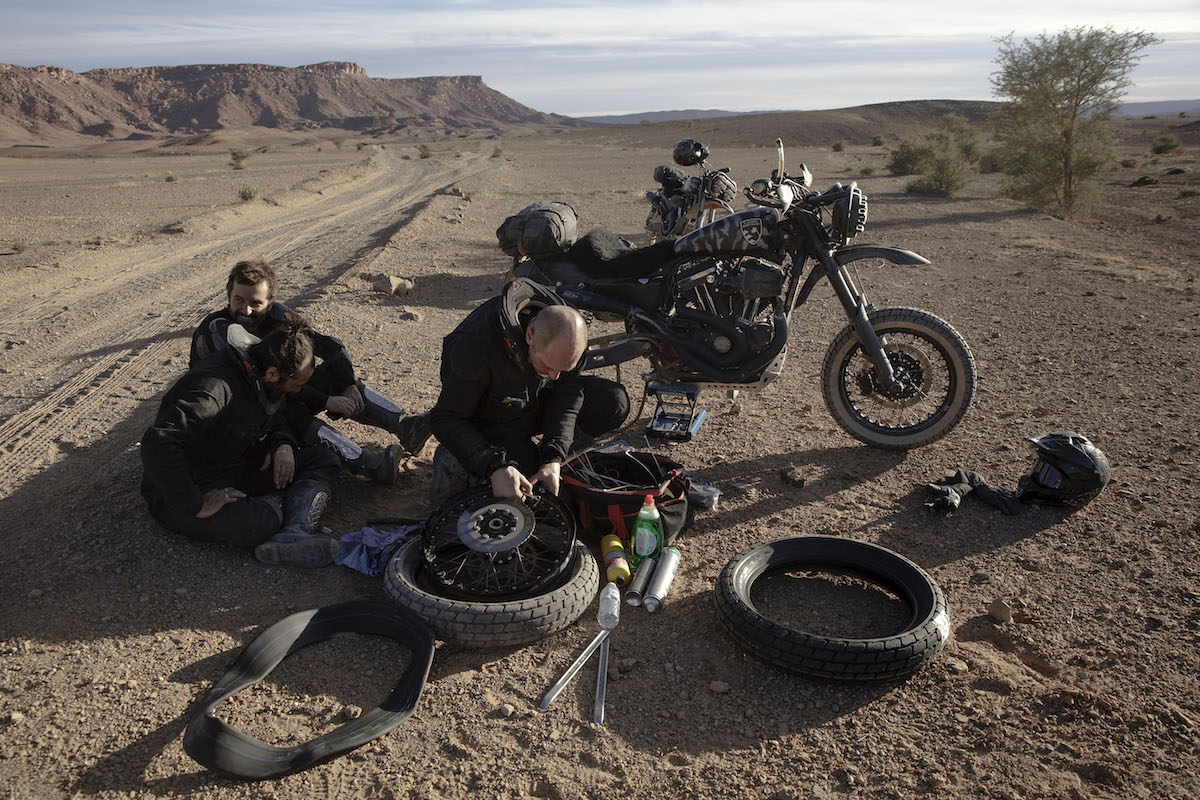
[191,260,431,485]
[142,316,341,568]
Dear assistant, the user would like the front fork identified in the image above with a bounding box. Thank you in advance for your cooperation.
[817,247,902,394]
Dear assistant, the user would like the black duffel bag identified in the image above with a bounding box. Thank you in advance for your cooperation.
[496,201,578,261]
[561,450,692,546]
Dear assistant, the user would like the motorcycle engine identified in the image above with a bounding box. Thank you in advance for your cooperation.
[716,258,785,300]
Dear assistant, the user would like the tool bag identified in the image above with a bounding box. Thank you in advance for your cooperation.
[561,450,692,546]
[496,201,578,261]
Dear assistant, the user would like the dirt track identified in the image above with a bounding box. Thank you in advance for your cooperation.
[0,132,1198,800]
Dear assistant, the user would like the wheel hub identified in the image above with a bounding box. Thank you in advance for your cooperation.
[856,348,928,408]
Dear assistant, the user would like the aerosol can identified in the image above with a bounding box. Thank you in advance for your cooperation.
[600,534,631,587]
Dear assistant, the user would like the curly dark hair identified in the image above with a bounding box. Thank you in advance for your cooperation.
[248,313,313,378]
[225,260,278,299]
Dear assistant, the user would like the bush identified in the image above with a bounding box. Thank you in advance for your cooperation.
[887,139,931,175]
[1180,188,1199,198]
[356,142,365,150]
[332,139,344,151]
[1120,158,1139,168]
[418,144,432,159]
[861,167,876,176]
[164,174,177,182]
[905,147,972,197]
[237,185,258,202]
[978,149,1003,174]
[872,134,886,147]
[229,148,249,169]
[491,146,503,159]
[1152,134,1181,154]
[832,141,844,152]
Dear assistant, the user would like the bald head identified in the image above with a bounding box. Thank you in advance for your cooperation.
[526,305,587,379]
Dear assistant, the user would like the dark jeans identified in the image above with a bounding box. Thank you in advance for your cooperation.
[431,376,629,506]
[145,446,339,548]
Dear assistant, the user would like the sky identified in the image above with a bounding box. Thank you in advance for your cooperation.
[2,1,1197,117]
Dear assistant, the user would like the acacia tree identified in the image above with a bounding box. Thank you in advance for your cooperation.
[990,27,1161,217]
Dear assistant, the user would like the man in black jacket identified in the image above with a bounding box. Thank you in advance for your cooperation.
[191,261,431,484]
[142,316,341,568]
[429,279,629,506]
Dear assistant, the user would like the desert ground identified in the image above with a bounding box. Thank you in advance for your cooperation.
[0,121,1198,800]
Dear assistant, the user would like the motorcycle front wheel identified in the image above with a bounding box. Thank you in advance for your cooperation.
[822,307,975,449]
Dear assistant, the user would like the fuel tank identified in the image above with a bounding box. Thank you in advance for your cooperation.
[673,207,782,257]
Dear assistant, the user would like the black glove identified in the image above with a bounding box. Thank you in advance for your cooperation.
[961,471,1023,516]
[925,469,974,510]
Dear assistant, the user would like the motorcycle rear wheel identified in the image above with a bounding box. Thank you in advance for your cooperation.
[822,307,975,449]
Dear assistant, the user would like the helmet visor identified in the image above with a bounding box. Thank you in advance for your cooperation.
[1032,459,1066,489]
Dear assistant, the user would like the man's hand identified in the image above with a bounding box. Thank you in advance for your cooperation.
[490,465,533,500]
[196,486,246,519]
[340,384,365,416]
[325,394,357,418]
[530,460,562,496]
[260,444,296,489]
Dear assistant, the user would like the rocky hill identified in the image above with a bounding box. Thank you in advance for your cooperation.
[0,61,584,142]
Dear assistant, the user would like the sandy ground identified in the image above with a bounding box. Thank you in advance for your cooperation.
[0,129,1198,800]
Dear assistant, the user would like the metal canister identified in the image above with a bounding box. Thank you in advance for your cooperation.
[600,534,631,587]
[643,547,681,613]
[624,557,657,607]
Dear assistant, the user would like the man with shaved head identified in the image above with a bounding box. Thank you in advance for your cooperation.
[429,278,629,505]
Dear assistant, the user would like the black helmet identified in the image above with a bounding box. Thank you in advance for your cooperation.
[672,139,709,167]
[1018,431,1110,506]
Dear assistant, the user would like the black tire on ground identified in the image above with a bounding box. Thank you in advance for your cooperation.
[714,537,949,681]
[822,306,976,449]
[384,538,599,648]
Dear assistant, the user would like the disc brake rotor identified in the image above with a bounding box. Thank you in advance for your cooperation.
[855,344,931,408]
[423,487,576,600]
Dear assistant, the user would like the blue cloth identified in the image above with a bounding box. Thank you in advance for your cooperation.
[335,523,423,576]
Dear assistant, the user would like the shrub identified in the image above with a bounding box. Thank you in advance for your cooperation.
[978,149,1003,174]
[491,146,503,158]
[905,146,972,196]
[332,139,344,151]
[1120,158,1139,168]
[229,148,249,169]
[832,141,844,152]
[164,174,177,182]
[418,144,432,159]
[1180,188,1199,198]
[861,167,876,176]
[237,185,258,202]
[1152,134,1181,154]
[872,134,886,147]
[356,142,365,150]
[887,139,931,175]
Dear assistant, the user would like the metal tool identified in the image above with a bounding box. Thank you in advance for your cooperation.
[538,628,610,710]
[593,637,610,724]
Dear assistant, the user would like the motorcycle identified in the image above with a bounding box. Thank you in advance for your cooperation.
[644,139,738,243]
[512,139,976,450]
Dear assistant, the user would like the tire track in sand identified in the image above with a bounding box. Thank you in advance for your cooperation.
[0,149,490,492]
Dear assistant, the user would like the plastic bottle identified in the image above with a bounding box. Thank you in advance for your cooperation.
[600,534,631,587]
[629,494,664,568]
[597,581,621,630]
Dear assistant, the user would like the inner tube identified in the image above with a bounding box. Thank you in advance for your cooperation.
[183,601,435,780]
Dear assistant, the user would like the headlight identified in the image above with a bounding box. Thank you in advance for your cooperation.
[833,185,868,240]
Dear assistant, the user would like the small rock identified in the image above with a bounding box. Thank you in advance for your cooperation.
[618,657,637,673]
[372,275,415,296]
[498,703,515,718]
[987,598,1014,624]
[607,663,619,681]
[709,680,730,694]
[970,571,990,585]
[1129,176,1159,187]
[1146,614,1169,630]
[727,401,743,415]
[175,588,187,595]
[946,657,969,674]
[27,589,42,599]
[657,709,671,719]
[8,712,25,724]
[779,466,805,488]
[342,704,363,720]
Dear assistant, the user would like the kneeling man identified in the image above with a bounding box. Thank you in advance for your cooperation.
[429,279,629,505]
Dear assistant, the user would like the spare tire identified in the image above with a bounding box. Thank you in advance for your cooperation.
[384,538,598,648]
[715,537,948,681]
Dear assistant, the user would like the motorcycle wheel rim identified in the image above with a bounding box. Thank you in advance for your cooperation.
[838,331,955,435]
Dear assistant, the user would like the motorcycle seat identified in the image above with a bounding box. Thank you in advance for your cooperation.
[560,228,676,279]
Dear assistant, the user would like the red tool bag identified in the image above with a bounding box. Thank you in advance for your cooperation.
[561,450,692,546]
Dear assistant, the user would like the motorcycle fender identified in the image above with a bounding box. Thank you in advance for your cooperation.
[834,244,930,267]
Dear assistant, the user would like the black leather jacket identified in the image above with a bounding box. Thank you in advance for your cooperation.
[190,302,354,413]
[142,333,297,517]
[431,280,584,478]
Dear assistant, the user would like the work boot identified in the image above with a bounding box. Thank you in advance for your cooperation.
[254,479,337,568]
[307,419,399,485]
[356,383,433,456]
